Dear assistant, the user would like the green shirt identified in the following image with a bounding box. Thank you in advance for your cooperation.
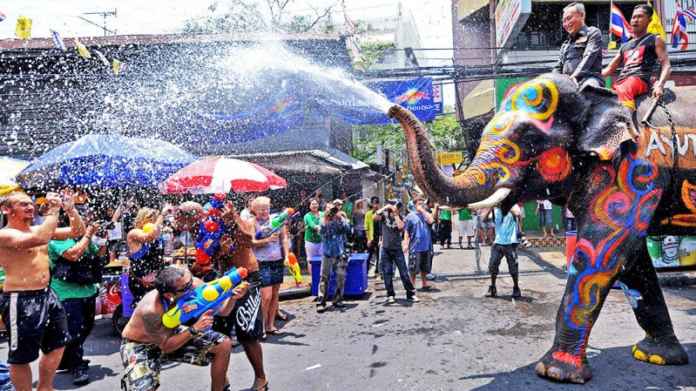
[48,239,99,300]
[303,212,323,243]
[439,208,452,221]
[458,208,472,221]
[342,201,353,218]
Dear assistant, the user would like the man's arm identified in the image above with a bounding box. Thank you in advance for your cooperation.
[53,190,85,240]
[0,214,60,249]
[601,51,623,77]
[552,42,566,73]
[571,28,603,81]
[652,36,672,98]
[418,206,434,224]
[394,213,405,230]
[60,225,98,261]
[142,312,194,354]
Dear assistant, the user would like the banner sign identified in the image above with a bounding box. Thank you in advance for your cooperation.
[437,151,463,166]
[495,0,531,54]
[327,77,444,125]
[647,236,696,269]
[196,75,443,146]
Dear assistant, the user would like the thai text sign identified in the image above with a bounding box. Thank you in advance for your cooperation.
[495,0,531,54]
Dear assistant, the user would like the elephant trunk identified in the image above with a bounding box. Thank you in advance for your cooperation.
[388,105,501,207]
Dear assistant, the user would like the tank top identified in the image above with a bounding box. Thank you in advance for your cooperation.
[129,239,164,278]
[254,218,283,262]
[618,34,658,83]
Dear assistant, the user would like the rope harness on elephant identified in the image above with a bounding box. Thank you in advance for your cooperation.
[648,99,679,226]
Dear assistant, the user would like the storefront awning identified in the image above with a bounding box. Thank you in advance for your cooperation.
[227,148,374,176]
[456,0,489,21]
[462,80,495,119]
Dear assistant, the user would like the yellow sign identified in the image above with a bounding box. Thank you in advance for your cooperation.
[437,151,463,166]
[15,16,32,40]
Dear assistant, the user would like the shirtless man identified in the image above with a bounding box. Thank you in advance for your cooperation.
[0,190,85,391]
[216,200,268,391]
[121,266,246,391]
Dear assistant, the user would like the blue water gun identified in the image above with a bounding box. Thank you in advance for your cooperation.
[161,267,248,329]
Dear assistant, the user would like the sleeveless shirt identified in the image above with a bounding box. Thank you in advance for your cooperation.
[618,34,658,83]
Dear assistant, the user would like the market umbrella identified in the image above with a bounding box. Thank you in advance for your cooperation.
[17,134,195,188]
[0,157,29,195]
[160,156,287,194]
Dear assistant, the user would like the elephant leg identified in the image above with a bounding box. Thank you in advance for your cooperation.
[618,243,689,366]
[536,157,664,384]
[534,234,626,384]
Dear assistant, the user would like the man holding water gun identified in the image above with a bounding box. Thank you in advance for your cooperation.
[120,266,247,391]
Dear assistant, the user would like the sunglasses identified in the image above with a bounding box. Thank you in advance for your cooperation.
[174,278,193,294]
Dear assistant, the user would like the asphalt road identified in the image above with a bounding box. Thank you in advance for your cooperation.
[3,245,696,390]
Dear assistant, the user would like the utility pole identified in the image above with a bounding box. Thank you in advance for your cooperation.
[78,9,117,36]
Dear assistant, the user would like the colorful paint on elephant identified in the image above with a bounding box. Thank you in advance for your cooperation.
[471,78,571,187]
[660,180,696,227]
[564,154,661,357]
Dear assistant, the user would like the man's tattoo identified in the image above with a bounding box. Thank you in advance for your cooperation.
[142,313,164,336]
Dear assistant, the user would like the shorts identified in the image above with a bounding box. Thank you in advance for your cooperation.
[488,243,519,275]
[120,326,227,391]
[408,250,433,274]
[539,209,553,228]
[213,272,264,342]
[457,220,475,237]
[305,241,323,258]
[259,259,284,287]
[614,76,650,111]
[0,288,70,364]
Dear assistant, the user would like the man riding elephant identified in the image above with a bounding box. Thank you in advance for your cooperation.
[603,5,671,117]
[389,72,692,384]
[554,2,604,89]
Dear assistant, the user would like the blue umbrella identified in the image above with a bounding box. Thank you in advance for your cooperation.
[18,134,196,188]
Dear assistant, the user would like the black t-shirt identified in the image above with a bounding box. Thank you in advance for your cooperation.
[618,34,658,83]
[380,212,403,250]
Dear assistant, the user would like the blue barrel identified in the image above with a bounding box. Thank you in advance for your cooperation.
[311,253,368,298]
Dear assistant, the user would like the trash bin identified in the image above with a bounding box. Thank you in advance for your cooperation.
[311,253,368,298]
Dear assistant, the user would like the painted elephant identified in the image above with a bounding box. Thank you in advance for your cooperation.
[389,73,694,384]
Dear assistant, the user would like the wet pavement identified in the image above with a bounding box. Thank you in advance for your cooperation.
[3,244,695,390]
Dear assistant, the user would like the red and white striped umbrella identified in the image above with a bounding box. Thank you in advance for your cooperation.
[161,156,287,194]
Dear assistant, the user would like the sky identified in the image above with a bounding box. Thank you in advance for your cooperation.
[0,0,454,105]
[0,0,451,48]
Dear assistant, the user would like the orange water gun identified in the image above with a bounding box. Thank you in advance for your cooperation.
[286,252,303,286]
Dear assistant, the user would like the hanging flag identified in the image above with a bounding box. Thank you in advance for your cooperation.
[74,38,91,59]
[15,16,32,40]
[94,49,109,67]
[672,4,689,50]
[647,1,666,40]
[0,10,6,22]
[683,6,696,20]
[112,59,124,76]
[610,4,633,43]
[50,30,66,51]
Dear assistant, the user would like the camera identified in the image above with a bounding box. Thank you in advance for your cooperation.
[326,205,340,217]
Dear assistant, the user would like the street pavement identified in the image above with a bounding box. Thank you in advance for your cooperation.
[3,244,696,390]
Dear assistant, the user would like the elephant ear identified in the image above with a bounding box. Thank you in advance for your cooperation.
[575,86,638,160]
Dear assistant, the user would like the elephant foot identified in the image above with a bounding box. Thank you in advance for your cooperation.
[534,350,592,384]
[632,335,689,365]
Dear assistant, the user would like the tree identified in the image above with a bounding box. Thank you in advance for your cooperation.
[352,113,465,168]
[182,1,267,33]
[182,0,335,34]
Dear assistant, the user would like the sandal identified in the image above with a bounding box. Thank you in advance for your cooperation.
[250,379,269,391]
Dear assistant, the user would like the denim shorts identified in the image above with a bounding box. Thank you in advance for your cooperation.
[259,259,285,287]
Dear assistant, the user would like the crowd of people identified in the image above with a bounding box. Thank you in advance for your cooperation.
[0,183,575,391]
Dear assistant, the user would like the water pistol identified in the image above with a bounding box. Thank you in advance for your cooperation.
[255,208,298,239]
[286,252,303,286]
[161,267,248,329]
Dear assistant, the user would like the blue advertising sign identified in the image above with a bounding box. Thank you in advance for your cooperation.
[196,76,443,145]
[326,77,444,125]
